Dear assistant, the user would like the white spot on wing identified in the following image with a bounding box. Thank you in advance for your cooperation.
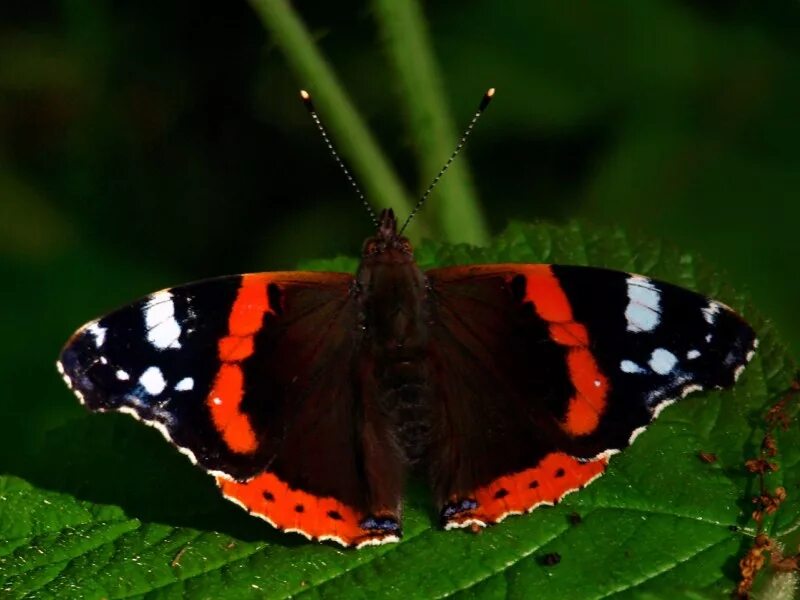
[620,360,646,374]
[702,301,721,325]
[139,366,166,395]
[116,369,130,381]
[87,323,107,348]
[687,349,701,360]
[212,397,222,406]
[625,276,661,332]
[144,291,182,350]
[649,348,678,375]
[175,377,194,391]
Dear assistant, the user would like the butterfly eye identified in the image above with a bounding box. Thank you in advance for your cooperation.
[400,240,413,254]
[365,241,379,255]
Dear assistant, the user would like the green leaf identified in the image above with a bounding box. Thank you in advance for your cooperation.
[2,222,796,599]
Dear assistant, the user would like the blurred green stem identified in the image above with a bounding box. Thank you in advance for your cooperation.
[248,0,417,233]
[372,0,489,245]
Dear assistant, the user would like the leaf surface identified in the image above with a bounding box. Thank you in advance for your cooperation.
[2,222,796,599]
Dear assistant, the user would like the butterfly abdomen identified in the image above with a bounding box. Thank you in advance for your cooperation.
[356,247,436,465]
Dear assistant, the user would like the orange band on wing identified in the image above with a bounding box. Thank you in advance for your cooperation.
[208,364,256,453]
[208,275,273,454]
[563,348,608,435]
[218,336,255,362]
[228,276,270,336]
[522,265,574,322]
[445,452,607,528]
[548,321,589,346]
[520,266,609,436]
[216,473,396,547]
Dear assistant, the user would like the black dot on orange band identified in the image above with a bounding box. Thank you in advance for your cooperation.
[327,510,343,520]
[555,468,565,478]
[494,488,509,500]
[529,480,539,489]
[263,491,274,502]
[295,504,304,513]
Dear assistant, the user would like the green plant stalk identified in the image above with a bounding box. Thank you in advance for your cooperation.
[247,0,417,234]
[372,0,489,245]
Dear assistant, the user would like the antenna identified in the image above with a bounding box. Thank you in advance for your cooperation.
[300,90,379,227]
[399,87,495,235]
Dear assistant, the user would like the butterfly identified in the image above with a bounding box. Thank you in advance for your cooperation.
[57,89,757,548]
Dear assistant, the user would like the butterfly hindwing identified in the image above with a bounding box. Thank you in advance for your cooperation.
[58,271,401,547]
[425,264,757,528]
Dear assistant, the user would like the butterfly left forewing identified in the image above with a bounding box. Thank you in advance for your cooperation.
[59,274,256,477]
[58,271,402,547]
[424,264,757,529]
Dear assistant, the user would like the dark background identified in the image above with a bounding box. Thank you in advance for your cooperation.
[1,1,798,484]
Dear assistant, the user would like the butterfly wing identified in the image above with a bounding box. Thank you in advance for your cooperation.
[57,272,400,547]
[424,264,757,529]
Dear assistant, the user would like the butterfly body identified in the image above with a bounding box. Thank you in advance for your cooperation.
[356,210,433,468]
[57,209,757,548]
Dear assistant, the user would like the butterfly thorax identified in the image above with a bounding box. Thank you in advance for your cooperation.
[356,209,432,462]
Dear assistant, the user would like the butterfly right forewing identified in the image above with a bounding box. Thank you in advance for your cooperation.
[424,264,756,529]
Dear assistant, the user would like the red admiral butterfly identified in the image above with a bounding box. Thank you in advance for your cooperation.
[57,90,757,548]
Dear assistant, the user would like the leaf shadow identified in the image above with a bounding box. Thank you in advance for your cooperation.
[12,408,442,551]
[14,414,309,547]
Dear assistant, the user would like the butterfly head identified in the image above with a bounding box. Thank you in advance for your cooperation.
[362,208,414,261]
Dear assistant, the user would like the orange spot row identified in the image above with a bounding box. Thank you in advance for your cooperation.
[217,472,371,545]
[208,275,272,454]
[520,266,609,437]
[447,452,608,526]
